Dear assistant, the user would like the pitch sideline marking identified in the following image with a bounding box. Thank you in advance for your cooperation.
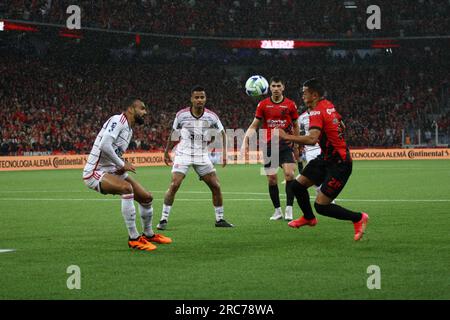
[0,249,16,254]
[0,198,449,202]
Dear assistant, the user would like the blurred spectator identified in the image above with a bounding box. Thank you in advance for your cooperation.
[1,0,449,38]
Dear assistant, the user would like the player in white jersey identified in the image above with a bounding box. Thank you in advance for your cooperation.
[298,108,322,163]
[83,98,172,251]
[157,86,234,229]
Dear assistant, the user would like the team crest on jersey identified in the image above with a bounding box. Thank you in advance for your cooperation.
[333,118,339,124]
[109,122,117,132]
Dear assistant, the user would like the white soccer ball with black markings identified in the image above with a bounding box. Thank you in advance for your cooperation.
[245,75,269,97]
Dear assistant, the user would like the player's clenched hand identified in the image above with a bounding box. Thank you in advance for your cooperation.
[123,161,136,174]
[115,167,126,175]
[164,152,173,166]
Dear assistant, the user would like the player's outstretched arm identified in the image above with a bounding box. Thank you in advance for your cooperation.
[277,128,320,146]
[241,117,261,154]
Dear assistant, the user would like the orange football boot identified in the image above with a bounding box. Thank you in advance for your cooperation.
[288,216,318,228]
[128,236,157,251]
[353,212,369,241]
[142,233,173,244]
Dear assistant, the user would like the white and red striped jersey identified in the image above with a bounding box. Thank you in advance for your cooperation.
[299,110,321,153]
[83,113,133,177]
[172,107,224,164]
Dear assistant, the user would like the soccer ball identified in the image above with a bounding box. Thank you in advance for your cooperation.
[245,75,269,96]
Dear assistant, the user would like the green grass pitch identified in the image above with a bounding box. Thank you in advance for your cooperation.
[0,160,449,299]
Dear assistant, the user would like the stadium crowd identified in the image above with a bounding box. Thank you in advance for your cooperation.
[2,0,450,38]
[1,45,449,156]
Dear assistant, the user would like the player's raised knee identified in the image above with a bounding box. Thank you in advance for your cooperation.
[285,173,295,181]
[121,182,134,195]
[142,191,153,203]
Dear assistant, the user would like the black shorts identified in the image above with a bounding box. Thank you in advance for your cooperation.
[263,144,295,169]
[301,158,353,199]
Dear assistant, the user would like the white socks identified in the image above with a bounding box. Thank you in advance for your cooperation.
[121,194,139,239]
[161,204,172,221]
[215,206,224,221]
[139,202,154,237]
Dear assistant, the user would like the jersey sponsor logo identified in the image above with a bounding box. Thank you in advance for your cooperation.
[184,120,210,127]
[310,111,321,116]
[267,119,287,128]
[190,133,208,141]
[279,105,288,108]
[326,108,336,115]
[266,105,274,108]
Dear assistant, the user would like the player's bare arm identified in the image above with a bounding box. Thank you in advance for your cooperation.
[164,129,178,166]
[242,117,261,152]
[278,128,320,146]
[221,129,227,167]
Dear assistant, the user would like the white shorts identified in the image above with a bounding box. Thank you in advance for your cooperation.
[171,157,216,177]
[83,170,128,193]
[304,148,322,163]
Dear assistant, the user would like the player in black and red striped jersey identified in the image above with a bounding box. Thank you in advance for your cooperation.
[243,76,300,221]
[278,79,369,241]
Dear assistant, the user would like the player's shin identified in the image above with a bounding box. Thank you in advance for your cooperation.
[139,202,154,237]
[291,180,315,220]
[268,184,281,209]
[314,203,362,222]
[161,204,172,221]
[121,194,139,239]
[214,206,224,222]
[285,180,295,206]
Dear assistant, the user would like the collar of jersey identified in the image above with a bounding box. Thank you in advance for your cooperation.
[190,107,205,119]
[270,96,285,104]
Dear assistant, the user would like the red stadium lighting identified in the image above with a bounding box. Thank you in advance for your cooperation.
[372,39,400,48]
[294,41,336,48]
[3,21,38,32]
[135,34,141,46]
[59,29,83,39]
